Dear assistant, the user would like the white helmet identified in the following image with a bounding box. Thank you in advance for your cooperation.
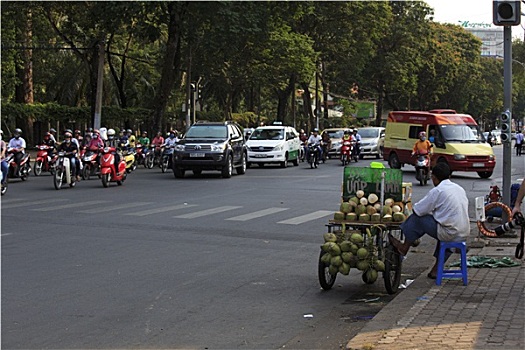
[107,128,116,136]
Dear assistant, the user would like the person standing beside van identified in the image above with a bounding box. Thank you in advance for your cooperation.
[412,131,433,157]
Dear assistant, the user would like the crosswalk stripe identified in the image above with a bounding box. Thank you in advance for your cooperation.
[32,200,109,211]
[225,207,289,221]
[125,204,198,217]
[174,206,242,219]
[277,210,333,225]
[2,198,69,210]
[77,202,153,214]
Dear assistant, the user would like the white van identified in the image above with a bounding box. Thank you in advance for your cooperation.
[246,125,301,167]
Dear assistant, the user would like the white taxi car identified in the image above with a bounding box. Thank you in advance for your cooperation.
[246,125,301,168]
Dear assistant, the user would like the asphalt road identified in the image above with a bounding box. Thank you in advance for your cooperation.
[1,145,523,349]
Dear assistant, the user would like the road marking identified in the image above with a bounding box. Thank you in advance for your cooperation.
[32,200,109,211]
[125,204,198,217]
[2,198,69,209]
[225,207,289,221]
[277,210,333,225]
[174,206,242,219]
[77,202,153,214]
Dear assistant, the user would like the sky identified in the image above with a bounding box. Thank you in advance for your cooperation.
[424,0,525,40]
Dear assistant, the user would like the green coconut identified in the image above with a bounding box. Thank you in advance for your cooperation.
[356,247,369,260]
[323,232,338,243]
[366,268,379,283]
[382,214,393,222]
[366,205,377,216]
[374,259,386,272]
[341,251,353,263]
[338,262,351,275]
[350,243,359,255]
[340,202,351,214]
[355,204,367,215]
[393,212,406,222]
[328,264,339,276]
[327,242,341,256]
[346,212,358,221]
[359,213,370,222]
[340,241,352,252]
[350,233,364,244]
[371,213,381,223]
[349,196,359,206]
[334,211,345,221]
[321,253,332,264]
[356,260,370,271]
[330,255,343,267]
[321,242,332,252]
[384,198,395,207]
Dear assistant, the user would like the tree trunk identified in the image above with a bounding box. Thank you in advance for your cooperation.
[301,82,315,132]
[151,3,185,133]
[276,75,295,124]
[14,6,35,145]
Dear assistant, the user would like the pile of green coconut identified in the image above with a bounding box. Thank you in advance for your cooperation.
[321,227,384,283]
[333,190,407,223]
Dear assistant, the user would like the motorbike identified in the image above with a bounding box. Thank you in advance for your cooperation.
[340,139,352,166]
[299,142,306,162]
[121,147,137,173]
[135,144,146,167]
[6,149,31,181]
[1,166,7,195]
[144,146,156,169]
[307,143,320,169]
[33,144,57,176]
[53,151,76,190]
[414,150,431,186]
[100,146,127,188]
[351,140,360,162]
[81,148,100,180]
[320,141,329,163]
[160,145,175,173]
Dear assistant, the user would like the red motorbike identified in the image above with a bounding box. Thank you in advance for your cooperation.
[81,148,101,180]
[33,144,57,176]
[340,140,352,166]
[100,146,127,187]
[6,148,31,181]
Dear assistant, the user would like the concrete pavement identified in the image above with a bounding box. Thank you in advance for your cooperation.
[346,228,524,350]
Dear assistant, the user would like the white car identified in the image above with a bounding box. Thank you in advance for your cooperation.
[357,127,385,159]
[246,126,301,167]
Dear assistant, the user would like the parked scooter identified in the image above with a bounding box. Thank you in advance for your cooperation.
[413,150,431,186]
[307,143,320,169]
[33,144,57,176]
[53,151,76,190]
[6,149,31,181]
[100,146,127,187]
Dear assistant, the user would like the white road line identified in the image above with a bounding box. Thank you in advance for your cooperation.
[125,204,198,217]
[225,207,290,221]
[277,210,333,225]
[2,198,69,209]
[174,206,242,219]
[77,202,153,214]
[32,200,109,211]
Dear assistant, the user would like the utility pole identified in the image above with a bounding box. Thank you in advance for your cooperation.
[93,40,104,130]
[502,26,512,206]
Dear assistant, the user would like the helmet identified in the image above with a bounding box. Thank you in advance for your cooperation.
[65,129,73,135]
[14,128,22,134]
[142,131,147,135]
[93,129,100,135]
[126,129,132,134]
[50,128,56,133]
[353,129,358,133]
[64,131,72,138]
[157,131,162,135]
[344,129,350,135]
[44,132,50,138]
[313,128,319,133]
[74,129,81,135]
[419,131,427,138]
[107,128,116,136]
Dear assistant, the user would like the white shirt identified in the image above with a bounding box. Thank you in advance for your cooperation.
[8,137,26,151]
[164,137,179,147]
[307,134,322,145]
[413,179,470,242]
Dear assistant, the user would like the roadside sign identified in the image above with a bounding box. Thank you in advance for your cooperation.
[342,167,403,202]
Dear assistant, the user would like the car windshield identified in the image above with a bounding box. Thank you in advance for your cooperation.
[439,124,483,143]
[250,128,284,140]
[185,125,227,138]
[326,130,344,139]
[358,129,380,138]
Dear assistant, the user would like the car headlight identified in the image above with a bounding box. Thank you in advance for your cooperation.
[211,143,226,152]
[273,144,284,151]
[454,154,466,160]
[489,155,495,161]
[175,144,185,151]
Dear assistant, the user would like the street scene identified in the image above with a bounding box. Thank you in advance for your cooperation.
[1,145,523,349]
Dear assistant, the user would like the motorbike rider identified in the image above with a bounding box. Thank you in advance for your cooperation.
[57,131,79,181]
[412,131,433,157]
[105,128,123,175]
[321,131,331,160]
[163,130,179,147]
[353,128,362,159]
[7,128,27,175]
[49,128,57,143]
[40,132,56,159]
[0,130,7,186]
[126,129,136,150]
[306,128,323,163]
[138,131,150,154]
[119,129,129,149]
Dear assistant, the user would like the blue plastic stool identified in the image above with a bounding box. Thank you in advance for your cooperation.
[436,241,468,286]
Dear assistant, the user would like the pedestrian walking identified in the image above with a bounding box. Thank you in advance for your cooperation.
[515,130,523,156]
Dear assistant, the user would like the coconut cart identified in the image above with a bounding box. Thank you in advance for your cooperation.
[318,165,412,295]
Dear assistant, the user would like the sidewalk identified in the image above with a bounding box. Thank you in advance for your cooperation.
[346,232,525,350]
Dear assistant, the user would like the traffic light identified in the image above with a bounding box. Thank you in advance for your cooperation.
[493,1,521,26]
[500,110,511,143]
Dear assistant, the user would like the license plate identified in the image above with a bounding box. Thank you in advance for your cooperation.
[190,153,205,158]
[254,154,267,158]
[473,162,484,167]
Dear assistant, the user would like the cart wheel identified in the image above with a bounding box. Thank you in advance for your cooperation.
[383,244,402,294]
[318,250,337,290]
